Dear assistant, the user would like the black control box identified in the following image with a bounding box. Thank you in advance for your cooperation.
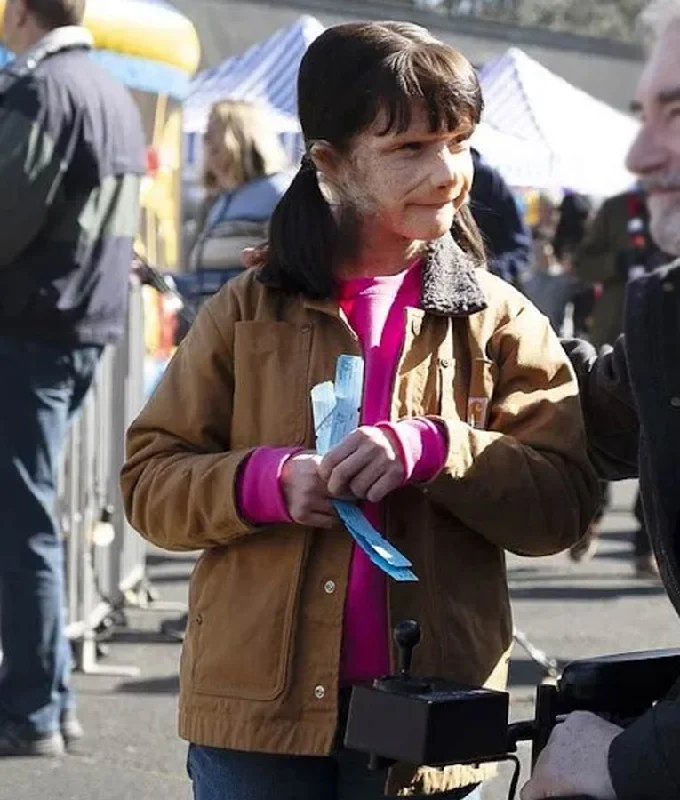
[343,619,680,787]
[345,678,509,766]
[343,620,510,767]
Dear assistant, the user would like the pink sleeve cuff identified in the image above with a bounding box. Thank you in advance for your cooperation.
[237,447,302,525]
[378,418,447,484]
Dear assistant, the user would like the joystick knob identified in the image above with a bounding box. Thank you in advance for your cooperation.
[372,619,430,695]
[394,620,421,678]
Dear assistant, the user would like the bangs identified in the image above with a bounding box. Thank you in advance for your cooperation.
[364,44,483,136]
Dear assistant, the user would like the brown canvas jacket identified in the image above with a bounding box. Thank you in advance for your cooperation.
[121,234,599,795]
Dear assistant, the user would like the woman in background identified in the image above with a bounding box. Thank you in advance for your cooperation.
[189,99,294,274]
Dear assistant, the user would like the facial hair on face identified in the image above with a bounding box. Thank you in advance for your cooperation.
[318,159,379,262]
[648,197,680,256]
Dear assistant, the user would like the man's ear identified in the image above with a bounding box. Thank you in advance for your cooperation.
[14,0,30,27]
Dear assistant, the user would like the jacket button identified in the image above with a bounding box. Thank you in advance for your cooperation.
[663,282,674,292]
[314,685,326,700]
[195,614,203,625]
[323,580,336,594]
[671,397,680,408]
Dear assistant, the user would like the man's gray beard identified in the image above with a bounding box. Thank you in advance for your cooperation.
[649,207,680,257]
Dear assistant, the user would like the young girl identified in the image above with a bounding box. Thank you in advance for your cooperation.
[122,21,599,800]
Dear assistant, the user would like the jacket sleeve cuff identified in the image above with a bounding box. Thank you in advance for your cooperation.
[377,418,448,484]
[237,446,303,525]
[609,700,680,799]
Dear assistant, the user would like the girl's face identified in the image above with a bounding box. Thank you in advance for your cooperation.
[326,102,475,244]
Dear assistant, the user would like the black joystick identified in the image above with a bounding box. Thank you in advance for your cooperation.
[372,620,431,695]
[345,619,510,768]
[395,619,420,679]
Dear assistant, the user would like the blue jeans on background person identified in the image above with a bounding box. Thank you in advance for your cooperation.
[0,338,102,736]
[187,744,483,800]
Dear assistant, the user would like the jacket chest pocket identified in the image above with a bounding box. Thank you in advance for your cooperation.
[231,322,312,448]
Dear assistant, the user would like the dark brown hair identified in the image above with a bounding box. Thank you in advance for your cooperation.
[25,0,85,29]
[260,21,485,298]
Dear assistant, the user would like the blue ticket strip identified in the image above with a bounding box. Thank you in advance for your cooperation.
[312,355,418,582]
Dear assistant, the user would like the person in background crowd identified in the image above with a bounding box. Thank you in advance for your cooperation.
[523,2,680,796]
[570,186,669,574]
[522,192,573,335]
[522,236,576,335]
[122,20,598,800]
[553,193,593,265]
[553,192,596,338]
[553,192,597,337]
[529,191,560,251]
[189,99,294,276]
[522,192,591,338]
[574,187,668,348]
[0,0,146,758]
[468,147,533,285]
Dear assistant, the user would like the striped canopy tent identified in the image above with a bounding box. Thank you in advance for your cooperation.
[479,48,639,197]
[183,15,324,172]
[471,121,555,190]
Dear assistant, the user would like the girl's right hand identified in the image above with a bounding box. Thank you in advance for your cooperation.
[280,451,336,528]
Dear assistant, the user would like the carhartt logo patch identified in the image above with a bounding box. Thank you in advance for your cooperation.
[467,397,489,430]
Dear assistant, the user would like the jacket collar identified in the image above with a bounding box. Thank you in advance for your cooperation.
[420,233,487,317]
[1,25,92,82]
[302,233,487,318]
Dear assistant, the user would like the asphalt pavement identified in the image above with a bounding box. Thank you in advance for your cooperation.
[1,480,676,800]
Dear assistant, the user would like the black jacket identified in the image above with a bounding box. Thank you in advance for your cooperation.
[0,27,146,345]
[566,259,680,799]
[469,149,532,284]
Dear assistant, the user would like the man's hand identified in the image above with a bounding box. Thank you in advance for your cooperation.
[319,426,405,503]
[280,451,336,528]
[521,711,622,800]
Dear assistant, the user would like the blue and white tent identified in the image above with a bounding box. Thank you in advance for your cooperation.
[479,48,639,196]
[183,15,324,170]
[471,121,554,189]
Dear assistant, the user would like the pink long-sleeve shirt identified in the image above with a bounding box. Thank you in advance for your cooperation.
[238,260,447,684]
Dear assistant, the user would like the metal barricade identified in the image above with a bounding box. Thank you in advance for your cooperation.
[61,282,147,676]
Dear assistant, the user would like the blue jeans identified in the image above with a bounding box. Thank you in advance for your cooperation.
[0,338,102,735]
[187,744,483,800]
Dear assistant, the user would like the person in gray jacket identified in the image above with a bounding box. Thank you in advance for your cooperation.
[522,1,680,798]
[0,0,145,758]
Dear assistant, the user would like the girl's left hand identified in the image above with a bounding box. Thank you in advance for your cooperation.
[319,426,405,503]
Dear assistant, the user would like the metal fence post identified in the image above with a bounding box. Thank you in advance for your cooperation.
[62,283,147,676]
